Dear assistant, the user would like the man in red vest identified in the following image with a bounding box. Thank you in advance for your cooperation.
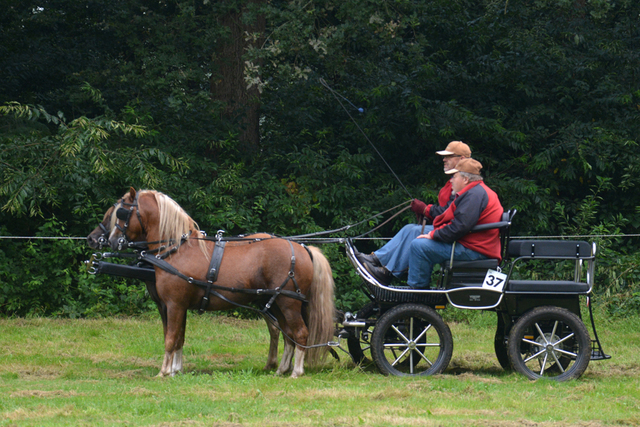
[408,158,503,288]
[358,157,503,289]
[356,141,472,282]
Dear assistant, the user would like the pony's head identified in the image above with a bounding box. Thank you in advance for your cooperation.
[107,187,207,257]
[86,204,116,249]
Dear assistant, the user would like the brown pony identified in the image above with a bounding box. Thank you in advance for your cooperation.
[86,208,284,373]
[93,188,335,378]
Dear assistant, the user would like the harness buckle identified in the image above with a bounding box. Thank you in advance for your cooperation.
[117,236,127,251]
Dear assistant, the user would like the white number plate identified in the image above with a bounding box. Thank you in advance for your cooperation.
[482,269,507,292]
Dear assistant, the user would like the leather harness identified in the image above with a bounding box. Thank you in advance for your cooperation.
[138,238,310,315]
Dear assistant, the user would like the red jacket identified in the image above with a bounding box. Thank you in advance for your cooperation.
[431,181,504,261]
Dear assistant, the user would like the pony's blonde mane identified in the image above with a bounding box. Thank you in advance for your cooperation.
[139,190,208,258]
[108,206,117,233]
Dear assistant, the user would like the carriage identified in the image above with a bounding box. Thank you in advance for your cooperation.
[339,209,610,381]
[85,190,609,381]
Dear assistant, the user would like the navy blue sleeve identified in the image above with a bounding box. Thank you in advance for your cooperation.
[433,187,488,243]
[428,193,455,218]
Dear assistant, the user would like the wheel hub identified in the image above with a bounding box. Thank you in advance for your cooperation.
[536,333,560,360]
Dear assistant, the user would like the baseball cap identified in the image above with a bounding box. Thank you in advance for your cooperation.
[445,158,483,175]
[436,141,472,157]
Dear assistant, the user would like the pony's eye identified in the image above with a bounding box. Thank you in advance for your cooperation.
[116,207,130,221]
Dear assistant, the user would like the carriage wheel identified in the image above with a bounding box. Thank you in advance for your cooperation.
[346,302,379,365]
[507,306,591,381]
[371,303,453,376]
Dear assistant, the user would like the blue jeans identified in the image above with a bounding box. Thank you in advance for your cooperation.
[374,224,429,277]
[374,224,486,289]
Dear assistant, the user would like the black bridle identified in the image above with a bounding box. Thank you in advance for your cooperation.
[113,193,147,251]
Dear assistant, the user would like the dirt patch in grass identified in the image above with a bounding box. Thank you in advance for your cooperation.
[11,366,64,379]
[584,362,640,379]
[10,389,80,398]
[3,404,76,422]
[452,372,504,384]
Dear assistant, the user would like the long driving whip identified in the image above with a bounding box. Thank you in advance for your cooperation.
[319,78,413,199]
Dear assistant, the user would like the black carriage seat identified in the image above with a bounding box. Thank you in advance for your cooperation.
[449,209,516,269]
[439,209,516,288]
[504,240,595,293]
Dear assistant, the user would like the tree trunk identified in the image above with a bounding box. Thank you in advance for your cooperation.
[211,0,265,151]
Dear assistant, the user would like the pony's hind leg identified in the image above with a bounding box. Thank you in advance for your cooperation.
[262,313,280,371]
[275,337,295,376]
[291,346,306,378]
[276,303,310,378]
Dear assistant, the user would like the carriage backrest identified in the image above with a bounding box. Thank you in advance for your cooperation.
[468,208,516,262]
[500,209,516,261]
[507,239,593,259]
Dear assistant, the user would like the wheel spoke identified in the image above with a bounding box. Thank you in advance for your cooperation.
[550,321,559,341]
[414,323,432,343]
[409,349,414,374]
[391,324,410,344]
[550,352,566,373]
[552,332,575,347]
[412,347,434,367]
[534,322,551,345]
[522,338,544,348]
[538,353,549,375]
[523,348,546,363]
[554,347,578,358]
[391,348,410,367]
[384,342,408,349]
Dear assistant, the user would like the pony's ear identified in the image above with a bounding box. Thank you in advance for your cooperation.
[128,187,137,199]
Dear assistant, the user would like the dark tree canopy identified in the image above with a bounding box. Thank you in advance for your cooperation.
[1,0,639,316]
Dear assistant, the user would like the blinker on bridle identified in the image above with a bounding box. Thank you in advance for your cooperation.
[113,193,146,250]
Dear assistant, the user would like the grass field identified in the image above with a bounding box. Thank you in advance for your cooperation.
[1,310,639,426]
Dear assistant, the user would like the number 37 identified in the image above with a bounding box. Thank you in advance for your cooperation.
[482,269,507,292]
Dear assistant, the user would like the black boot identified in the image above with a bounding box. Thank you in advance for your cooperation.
[355,250,382,267]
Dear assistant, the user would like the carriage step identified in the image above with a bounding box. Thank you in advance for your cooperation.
[590,340,611,361]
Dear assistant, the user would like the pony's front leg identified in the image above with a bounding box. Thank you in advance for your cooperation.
[262,314,280,371]
[145,282,168,338]
[158,305,187,377]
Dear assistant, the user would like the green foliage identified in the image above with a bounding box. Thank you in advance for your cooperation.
[1,0,640,316]
[0,220,153,317]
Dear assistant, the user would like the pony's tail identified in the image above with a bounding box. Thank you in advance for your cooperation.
[305,245,336,367]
